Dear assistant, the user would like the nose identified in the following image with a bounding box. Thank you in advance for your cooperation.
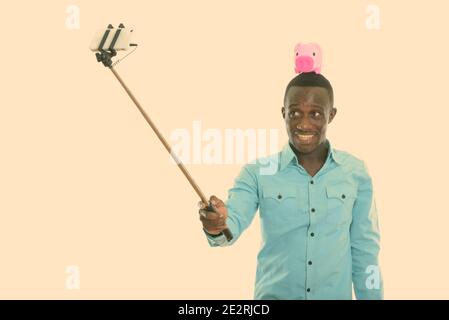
[296,117,313,131]
[295,56,314,72]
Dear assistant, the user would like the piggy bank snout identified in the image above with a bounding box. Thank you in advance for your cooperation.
[296,56,314,72]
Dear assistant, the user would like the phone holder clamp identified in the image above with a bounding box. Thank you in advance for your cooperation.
[94,23,124,67]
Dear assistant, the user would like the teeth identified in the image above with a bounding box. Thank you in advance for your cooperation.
[295,133,314,138]
[295,133,315,142]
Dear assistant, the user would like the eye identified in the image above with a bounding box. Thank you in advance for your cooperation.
[312,52,315,56]
[296,52,299,56]
[312,111,322,118]
[289,111,300,119]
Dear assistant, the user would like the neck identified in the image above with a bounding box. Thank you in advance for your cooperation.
[290,140,329,167]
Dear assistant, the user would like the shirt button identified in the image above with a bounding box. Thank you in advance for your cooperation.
[311,208,315,213]
[341,194,346,199]
[277,194,282,199]
[310,233,315,237]
[307,288,311,292]
[310,180,314,184]
[308,261,312,265]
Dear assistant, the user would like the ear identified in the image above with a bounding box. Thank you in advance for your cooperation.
[310,42,322,55]
[281,106,286,119]
[328,107,337,123]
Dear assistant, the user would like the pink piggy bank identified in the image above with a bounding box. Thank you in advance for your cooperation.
[294,43,322,74]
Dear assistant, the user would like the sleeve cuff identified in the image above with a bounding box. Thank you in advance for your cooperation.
[203,229,229,247]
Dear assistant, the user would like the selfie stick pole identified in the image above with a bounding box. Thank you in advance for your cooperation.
[95,24,233,241]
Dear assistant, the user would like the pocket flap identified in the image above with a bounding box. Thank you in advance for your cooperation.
[262,185,298,201]
[326,184,357,200]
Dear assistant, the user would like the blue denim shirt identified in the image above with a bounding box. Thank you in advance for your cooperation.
[205,140,383,300]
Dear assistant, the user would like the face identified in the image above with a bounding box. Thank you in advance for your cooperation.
[282,86,337,155]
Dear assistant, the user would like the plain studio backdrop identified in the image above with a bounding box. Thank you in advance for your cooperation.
[0,0,448,299]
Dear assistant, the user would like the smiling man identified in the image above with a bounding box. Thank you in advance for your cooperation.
[199,72,383,300]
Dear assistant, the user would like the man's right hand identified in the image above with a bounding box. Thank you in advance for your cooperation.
[198,195,228,235]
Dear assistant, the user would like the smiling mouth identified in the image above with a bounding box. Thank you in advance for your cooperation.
[294,132,316,144]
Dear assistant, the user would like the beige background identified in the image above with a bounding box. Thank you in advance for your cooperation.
[1,0,448,299]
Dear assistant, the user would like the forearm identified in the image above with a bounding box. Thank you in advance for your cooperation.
[351,161,383,300]
[351,235,383,299]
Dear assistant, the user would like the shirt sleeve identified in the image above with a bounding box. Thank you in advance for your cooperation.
[350,161,384,300]
[205,164,259,247]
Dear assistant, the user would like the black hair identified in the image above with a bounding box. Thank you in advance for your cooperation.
[283,72,334,107]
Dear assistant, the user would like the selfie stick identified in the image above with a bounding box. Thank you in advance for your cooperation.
[94,24,233,241]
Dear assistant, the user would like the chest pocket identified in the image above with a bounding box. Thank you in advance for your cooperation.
[326,183,357,227]
[260,185,306,229]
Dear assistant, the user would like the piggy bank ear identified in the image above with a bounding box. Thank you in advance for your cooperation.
[294,43,303,54]
[309,43,322,55]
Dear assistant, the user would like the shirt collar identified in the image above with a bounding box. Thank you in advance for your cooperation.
[279,139,343,171]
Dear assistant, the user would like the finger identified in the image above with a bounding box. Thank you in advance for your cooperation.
[199,209,207,218]
[209,224,228,233]
[209,195,221,206]
[204,224,228,234]
[201,218,223,230]
[211,196,225,209]
[204,228,224,235]
[199,209,220,220]
[200,215,226,230]
[200,216,221,228]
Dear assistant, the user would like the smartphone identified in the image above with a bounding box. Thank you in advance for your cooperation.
[89,27,134,52]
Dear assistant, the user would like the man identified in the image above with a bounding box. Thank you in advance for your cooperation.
[198,72,383,300]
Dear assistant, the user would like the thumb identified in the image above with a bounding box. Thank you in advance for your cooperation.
[210,195,225,208]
